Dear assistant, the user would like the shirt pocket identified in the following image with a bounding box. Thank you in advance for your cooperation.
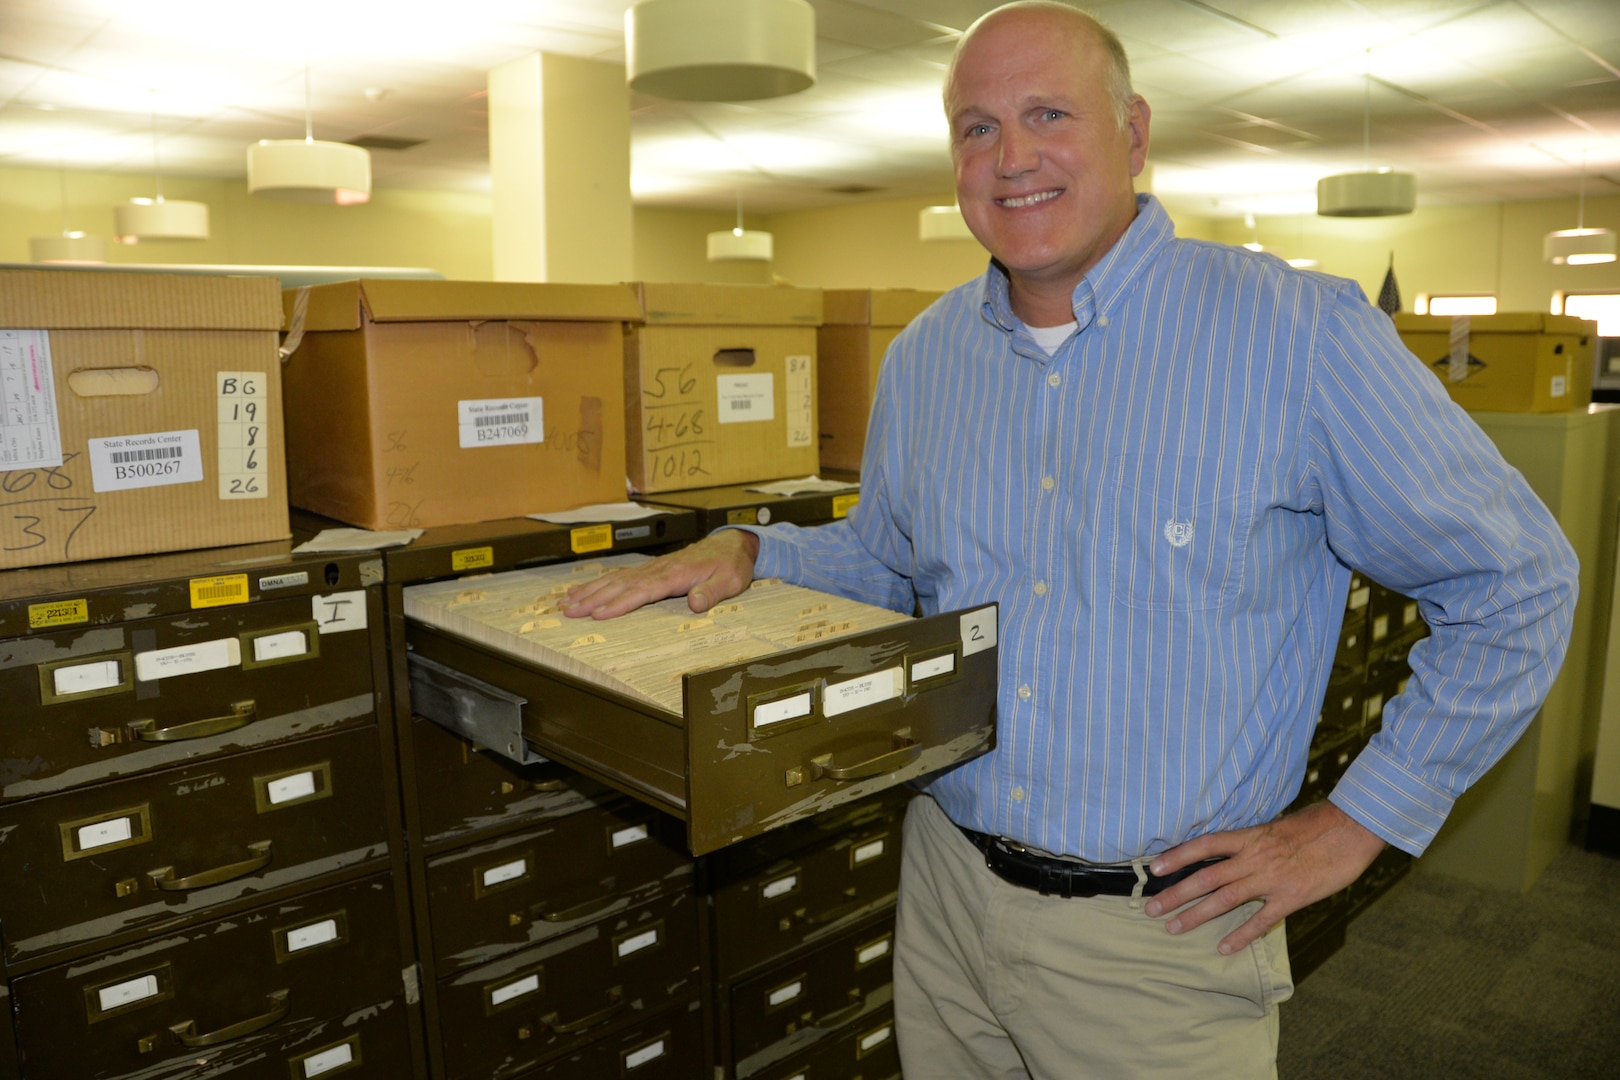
[1105,454,1255,612]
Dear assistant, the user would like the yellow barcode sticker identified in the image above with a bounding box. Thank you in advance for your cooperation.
[29,598,89,629]
[832,493,860,519]
[189,574,250,609]
[570,524,613,554]
[452,546,494,572]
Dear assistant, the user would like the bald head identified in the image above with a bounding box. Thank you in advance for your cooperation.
[946,3,1135,129]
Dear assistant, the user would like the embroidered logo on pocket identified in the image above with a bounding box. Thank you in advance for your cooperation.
[1162,518,1195,549]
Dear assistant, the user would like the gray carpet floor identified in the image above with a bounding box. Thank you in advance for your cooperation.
[1278,844,1620,1079]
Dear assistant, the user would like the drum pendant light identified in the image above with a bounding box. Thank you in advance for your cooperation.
[31,163,107,262]
[1318,59,1415,218]
[626,0,815,102]
[708,191,773,261]
[115,107,210,243]
[919,204,974,241]
[1545,154,1617,265]
[248,64,371,204]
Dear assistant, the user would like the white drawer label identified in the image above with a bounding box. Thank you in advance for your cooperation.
[768,981,804,1006]
[960,606,997,657]
[1403,601,1419,626]
[267,771,317,805]
[860,1024,893,1051]
[482,858,528,887]
[98,974,158,1012]
[54,659,122,696]
[287,918,339,953]
[78,816,133,851]
[857,938,891,965]
[822,667,904,718]
[253,630,308,662]
[910,653,955,682]
[754,691,812,728]
[1348,586,1370,610]
[624,1039,667,1069]
[302,1043,354,1077]
[134,637,240,682]
[490,973,539,1006]
[313,591,367,634]
[88,429,203,492]
[611,824,650,849]
[459,396,544,448]
[1366,693,1384,720]
[1372,614,1389,641]
[762,873,798,899]
[717,373,774,424]
[617,928,659,958]
[852,838,886,865]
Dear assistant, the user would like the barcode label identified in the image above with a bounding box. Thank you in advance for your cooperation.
[459,397,544,448]
[89,429,202,492]
[717,374,774,424]
[110,445,182,464]
[476,413,529,427]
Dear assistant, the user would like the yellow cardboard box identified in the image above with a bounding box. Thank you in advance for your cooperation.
[625,283,822,494]
[0,270,288,569]
[818,289,941,472]
[280,279,639,529]
[1395,312,1596,413]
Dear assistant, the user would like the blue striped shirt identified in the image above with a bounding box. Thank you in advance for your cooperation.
[752,194,1577,861]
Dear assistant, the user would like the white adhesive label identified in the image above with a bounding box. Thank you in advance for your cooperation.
[768,981,804,1007]
[482,858,528,887]
[822,667,904,718]
[785,354,813,448]
[717,373,774,424]
[252,630,308,663]
[1551,374,1567,397]
[459,397,543,448]
[1403,601,1420,626]
[762,874,798,899]
[267,771,317,805]
[860,1024,893,1051]
[852,838,886,865]
[624,1039,666,1070]
[53,659,122,697]
[618,928,659,958]
[312,591,367,634]
[97,974,158,1012]
[302,1043,354,1077]
[0,329,63,469]
[1366,693,1384,720]
[259,571,309,591]
[490,974,539,1006]
[910,653,955,683]
[754,691,812,728]
[217,371,268,499]
[611,824,650,848]
[78,816,133,851]
[134,637,240,682]
[1371,614,1389,641]
[1348,586,1370,610]
[89,429,203,492]
[857,938,891,965]
[287,918,339,953]
[961,607,997,657]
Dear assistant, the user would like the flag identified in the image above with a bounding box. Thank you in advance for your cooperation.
[1377,252,1401,318]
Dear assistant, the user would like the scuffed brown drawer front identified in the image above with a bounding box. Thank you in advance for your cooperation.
[712,815,903,980]
[425,799,693,974]
[0,726,389,966]
[0,980,17,1080]
[730,914,896,1062]
[2,592,377,803]
[10,872,409,1079]
[516,998,706,1080]
[747,999,899,1080]
[437,888,701,1080]
[409,713,615,847]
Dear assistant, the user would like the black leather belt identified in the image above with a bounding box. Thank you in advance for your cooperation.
[958,825,1222,899]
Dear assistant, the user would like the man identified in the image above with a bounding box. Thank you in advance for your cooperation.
[566,3,1577,1075]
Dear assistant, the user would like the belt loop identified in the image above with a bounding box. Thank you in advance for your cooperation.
[1128,858,1150,910]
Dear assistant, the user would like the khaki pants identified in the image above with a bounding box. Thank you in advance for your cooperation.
[894,795,1293,1079]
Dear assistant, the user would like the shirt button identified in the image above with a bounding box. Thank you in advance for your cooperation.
[1033,581,1048,596]
[1011,786,1026,802]
[1047,372,1061,388]
[1096,314,1110,328]
[1041,476,1055,491]
[1017,684,1032,700]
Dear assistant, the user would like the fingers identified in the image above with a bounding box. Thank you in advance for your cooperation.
[560,531,760,620]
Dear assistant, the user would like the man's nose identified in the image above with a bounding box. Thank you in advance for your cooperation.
[998,125,1038,177]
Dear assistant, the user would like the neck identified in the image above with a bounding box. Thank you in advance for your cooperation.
[1008,276,1081,328]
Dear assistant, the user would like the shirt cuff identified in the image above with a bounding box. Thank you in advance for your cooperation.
[1328,742,1456,856]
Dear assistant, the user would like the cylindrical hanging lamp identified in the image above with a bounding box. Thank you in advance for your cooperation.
[1544,227,1617,266]
[115,198,211,243]
[918,205,975,242]
[248,138,372,204]
[707,227,773,260]
[1317,170,1416,217]
[30,232,108,263]
[626,0,815,101]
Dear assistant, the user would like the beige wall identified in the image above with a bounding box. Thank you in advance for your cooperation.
[631,207,774,285]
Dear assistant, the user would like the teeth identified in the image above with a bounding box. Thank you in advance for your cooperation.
[998,190,1060,208]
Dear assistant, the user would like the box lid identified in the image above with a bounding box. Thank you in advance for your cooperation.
[632,282,822,326]
[822,288,941,327]
[288,279,644,331]
[1394,312,1595,336]
[0,269,283,330]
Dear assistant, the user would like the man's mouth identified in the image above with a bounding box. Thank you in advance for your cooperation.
[996,189,1062,208]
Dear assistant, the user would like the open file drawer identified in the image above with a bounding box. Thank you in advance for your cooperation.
[404,575,996,855]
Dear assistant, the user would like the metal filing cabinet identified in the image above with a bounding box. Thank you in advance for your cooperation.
[0,541,419,1078]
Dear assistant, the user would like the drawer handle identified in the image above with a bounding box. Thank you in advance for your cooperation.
[544,993,625,1035]
[810,993,864,1029]
[130,701,256,743]
[539,893,618,923]
[801,898,865,927]
[151,841,272,891]
[169,989,289,1048]
[808,736,920,782]
[530,778,571,793]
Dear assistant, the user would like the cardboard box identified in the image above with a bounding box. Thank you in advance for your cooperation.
[626,283,822,494]
[1395,312,1596,413]
[818,289,940,472]
[280,279,638,530]
[0,269,288,570]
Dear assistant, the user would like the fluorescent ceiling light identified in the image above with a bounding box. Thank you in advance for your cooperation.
[627,0,816,102]
[919,205,974,242]
[1286,258,1319,268]
[1561,294,1620,336]
[1424,295,1497,316]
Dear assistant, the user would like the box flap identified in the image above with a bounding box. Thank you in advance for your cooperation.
[284,280,366,332]
[634,282,823,326]
[1394,312,1595,335]
[349,280,642,324]
[0,269,283,330]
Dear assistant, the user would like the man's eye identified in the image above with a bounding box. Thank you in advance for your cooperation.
[966,123,992,137]
[1043,109,1064,121]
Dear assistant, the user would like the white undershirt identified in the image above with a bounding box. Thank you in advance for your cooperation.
[1024,320,1078,356]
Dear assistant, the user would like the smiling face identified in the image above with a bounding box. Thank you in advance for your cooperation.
[945,6,1149,320]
